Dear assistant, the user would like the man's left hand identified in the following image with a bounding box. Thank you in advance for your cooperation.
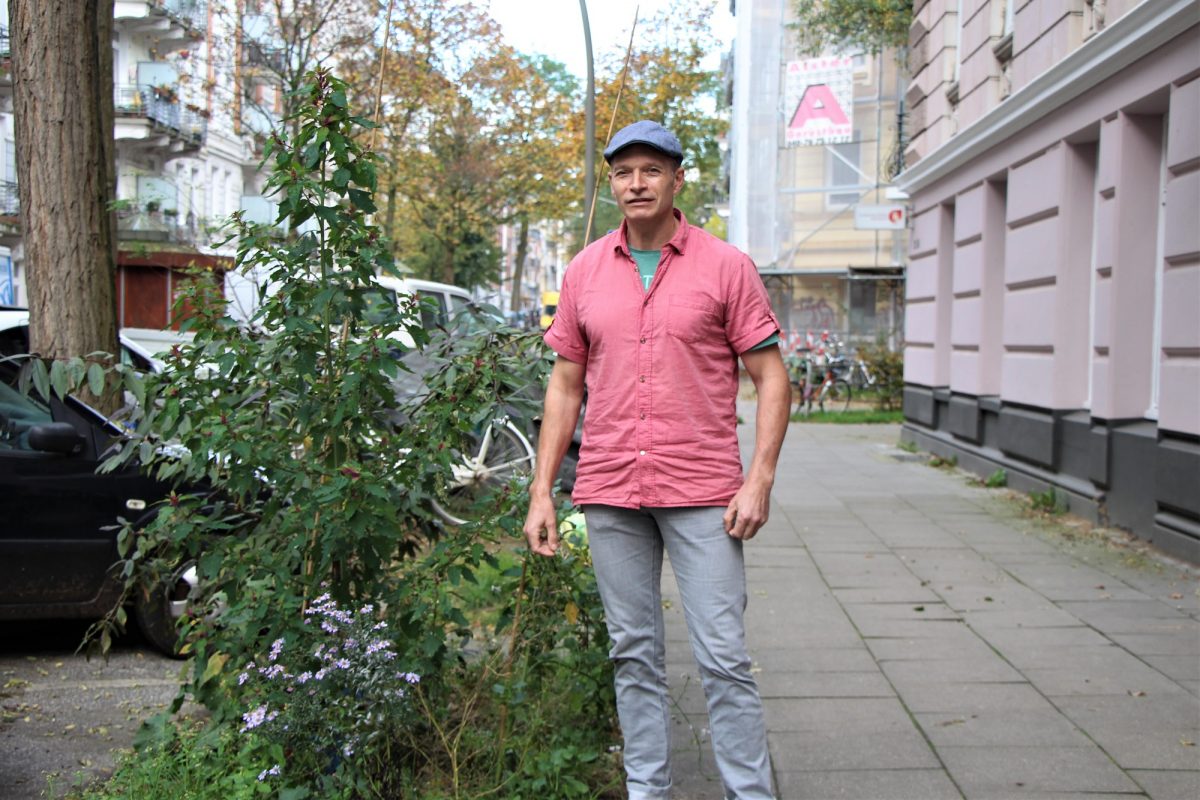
[723,479,772,540]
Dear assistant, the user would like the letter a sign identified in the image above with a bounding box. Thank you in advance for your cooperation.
[785,57,854,146]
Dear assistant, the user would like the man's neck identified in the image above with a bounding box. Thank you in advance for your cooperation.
[625,212,679,251]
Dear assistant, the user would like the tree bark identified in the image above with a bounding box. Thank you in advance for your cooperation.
[10,0,119,388]
[511,214,529,313]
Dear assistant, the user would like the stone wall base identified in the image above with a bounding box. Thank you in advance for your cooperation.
[902,385,1200,564]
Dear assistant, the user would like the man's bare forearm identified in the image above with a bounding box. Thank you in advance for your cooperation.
[529,357,586,498]
[743,347,791,488]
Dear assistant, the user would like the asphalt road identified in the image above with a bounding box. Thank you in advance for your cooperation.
[0,620,180,799]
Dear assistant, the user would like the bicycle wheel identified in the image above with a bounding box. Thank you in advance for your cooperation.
[818,379,852,413]
[432,419,535,526]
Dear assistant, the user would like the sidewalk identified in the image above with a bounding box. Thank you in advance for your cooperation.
[663,421,1200,800]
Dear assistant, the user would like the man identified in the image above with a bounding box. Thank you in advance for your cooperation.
[523,120,789,800]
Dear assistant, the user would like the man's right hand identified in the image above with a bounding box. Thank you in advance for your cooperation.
[523,493,560,557]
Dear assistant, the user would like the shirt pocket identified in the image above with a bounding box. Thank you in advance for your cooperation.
[666,293,721,343]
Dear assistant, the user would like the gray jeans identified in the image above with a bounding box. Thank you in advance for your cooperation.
[583,505,774,800]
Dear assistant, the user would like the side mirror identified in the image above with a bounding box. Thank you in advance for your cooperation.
[27,422,85,455]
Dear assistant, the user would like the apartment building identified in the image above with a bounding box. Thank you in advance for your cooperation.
[0,0,281,352]
[898,0,1199,560]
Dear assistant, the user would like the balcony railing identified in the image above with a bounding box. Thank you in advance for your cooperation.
[157,0,207,33]
[243,39,288,75]
[116,208,213,247]
[0,181,18,217]
[0,26,10,60]
[115,85,207,147]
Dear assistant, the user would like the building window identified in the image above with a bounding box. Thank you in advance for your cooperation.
[826,137,862,207]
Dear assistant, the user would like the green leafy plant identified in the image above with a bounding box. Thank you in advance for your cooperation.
[896,439,918,453]
[985,468,1008,488]
[859,340,904,411]
[34,69,620,798]
[929,453,958,469]
[1030,487,1068,515]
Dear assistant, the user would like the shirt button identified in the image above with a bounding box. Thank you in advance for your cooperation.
[640,337,646,343]
[639,375,645,382]
[640,413,645,420]
[639,450,646,456]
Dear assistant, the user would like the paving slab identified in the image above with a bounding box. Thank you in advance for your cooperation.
[1048,694,1200,770]
[774,768,963,799]
[936,745,1143,795]
[1127,769,1200,800]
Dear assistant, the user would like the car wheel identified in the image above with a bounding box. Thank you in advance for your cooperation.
[135,560,200,657]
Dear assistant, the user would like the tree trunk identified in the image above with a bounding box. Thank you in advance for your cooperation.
[511,215,529,313]
[10,0,119,407]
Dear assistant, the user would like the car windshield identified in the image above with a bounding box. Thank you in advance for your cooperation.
[0,371,52,451]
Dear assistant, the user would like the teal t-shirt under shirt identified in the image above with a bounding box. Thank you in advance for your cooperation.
[630,247,779,351]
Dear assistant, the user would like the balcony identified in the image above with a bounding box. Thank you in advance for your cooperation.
[114,0,207,52]
[116,206,213,248]
[114,85,207,154]
[0,181,19,248]
[0,26,11,97]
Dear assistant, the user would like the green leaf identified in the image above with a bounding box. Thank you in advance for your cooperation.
[30,359,50,401]
[125,371,146,405]
[332,167,351,188]
[86,362,105,396]
[347,188,375,212]
[199,651,229,686]
[49,359,69,398]
[329,89,347,108]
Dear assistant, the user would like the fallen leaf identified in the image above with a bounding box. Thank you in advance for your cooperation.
[1169,593,1183,600]
[1128,690,1146,697]
[914,606,926,612]
[1182,739,1195,747]
[1095,584,1105,590]
[983,596,994,602]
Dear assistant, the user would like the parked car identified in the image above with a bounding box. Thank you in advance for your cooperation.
[1,306,163,372]
[0,349,194,655]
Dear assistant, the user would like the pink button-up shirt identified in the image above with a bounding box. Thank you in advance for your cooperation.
[544,210,780,508]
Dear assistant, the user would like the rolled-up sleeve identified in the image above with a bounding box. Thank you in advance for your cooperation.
[543,265,589,363]
[724,255,780,354]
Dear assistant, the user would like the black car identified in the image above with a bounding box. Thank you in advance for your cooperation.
[0,349,190,656]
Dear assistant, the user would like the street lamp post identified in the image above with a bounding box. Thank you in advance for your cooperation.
[579,0,595,244]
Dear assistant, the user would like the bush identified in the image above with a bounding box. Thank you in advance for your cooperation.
[860,340,903,411]
[47,70,619,798]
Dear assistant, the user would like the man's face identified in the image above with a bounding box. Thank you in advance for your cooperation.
[608,145,685,226]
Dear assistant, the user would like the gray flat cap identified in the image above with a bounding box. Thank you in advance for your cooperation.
[604,120,683,162]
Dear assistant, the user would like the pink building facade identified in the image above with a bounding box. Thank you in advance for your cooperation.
[899,0,1200,561]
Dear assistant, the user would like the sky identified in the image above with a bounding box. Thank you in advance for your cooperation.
[486,0,736,82]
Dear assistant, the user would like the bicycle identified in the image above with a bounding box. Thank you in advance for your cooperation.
[786,350,851,415]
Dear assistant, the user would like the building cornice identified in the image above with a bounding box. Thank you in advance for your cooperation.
[898,0,1198,194]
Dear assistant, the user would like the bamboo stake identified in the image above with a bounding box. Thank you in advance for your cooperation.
[582,7,640,245]
[370,0,398,151]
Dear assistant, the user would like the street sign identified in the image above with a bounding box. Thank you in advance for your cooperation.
[854,204,907,230]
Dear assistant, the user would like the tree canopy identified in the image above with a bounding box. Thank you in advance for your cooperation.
[790,0,913,55]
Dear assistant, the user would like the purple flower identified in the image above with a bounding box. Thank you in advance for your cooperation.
[269,638,285,663]
[241,704,272,732]
[257,764,281,781]
[333,658,351,670]
[237,671,250,686]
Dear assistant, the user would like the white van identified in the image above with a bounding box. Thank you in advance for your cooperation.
[371,276,473,331]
